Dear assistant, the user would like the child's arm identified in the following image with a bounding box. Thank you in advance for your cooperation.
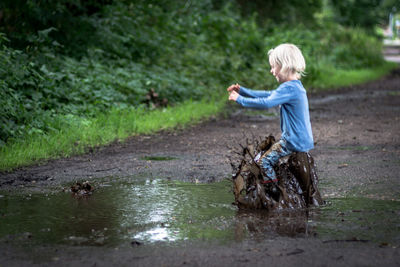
[239,86,272,98]
[227,84,271,98]
[235,86,293,109]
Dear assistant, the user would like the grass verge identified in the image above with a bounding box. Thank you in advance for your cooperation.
[308,62,398,90]
[0,96,225,171]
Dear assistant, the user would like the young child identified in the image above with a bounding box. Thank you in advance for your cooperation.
[227,43,313,184]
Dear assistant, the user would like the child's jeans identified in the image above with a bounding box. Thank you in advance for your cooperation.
[258,139,294,182]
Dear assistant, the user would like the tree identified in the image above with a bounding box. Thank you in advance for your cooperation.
[330,0,400,29]
[235,0,323,26]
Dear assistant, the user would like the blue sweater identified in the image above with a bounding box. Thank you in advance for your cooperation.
[236,80,314,152]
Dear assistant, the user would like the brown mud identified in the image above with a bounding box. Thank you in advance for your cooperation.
[1,68,400,266]
[230,135,323,210]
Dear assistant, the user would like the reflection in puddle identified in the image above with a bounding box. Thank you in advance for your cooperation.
[134,227,177,242]
[235,209,313,241]
[0,179,399,247]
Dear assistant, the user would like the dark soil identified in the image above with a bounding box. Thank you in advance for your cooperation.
[1,68,400,266]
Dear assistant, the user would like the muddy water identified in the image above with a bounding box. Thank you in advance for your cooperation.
[0,179,237,247]
[315,198,400,244]
[0,179,399,247]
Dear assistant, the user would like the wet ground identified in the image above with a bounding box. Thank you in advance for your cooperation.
[1,68,400,266]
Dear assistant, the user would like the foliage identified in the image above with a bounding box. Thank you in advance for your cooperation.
[235,0,322,25]
[0,1,266,144]
[329,0,400,29]
[0,0,110,53]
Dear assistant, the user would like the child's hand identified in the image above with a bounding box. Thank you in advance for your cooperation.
[227,83,240,93]
[228,91,239,101]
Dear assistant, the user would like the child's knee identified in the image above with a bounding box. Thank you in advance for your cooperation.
[261,153,277,168]
[265,150,279,163]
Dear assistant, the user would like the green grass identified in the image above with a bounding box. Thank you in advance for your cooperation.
[0,96,225,171]
[308,62,398,90]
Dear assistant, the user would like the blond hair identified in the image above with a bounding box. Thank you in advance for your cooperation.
[268,43,306,80]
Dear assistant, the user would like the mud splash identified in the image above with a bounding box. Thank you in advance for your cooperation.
[230,135,323,210]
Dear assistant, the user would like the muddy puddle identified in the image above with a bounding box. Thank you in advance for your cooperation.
[0,179,399,247]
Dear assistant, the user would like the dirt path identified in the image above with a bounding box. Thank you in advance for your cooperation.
[1,68,400,266]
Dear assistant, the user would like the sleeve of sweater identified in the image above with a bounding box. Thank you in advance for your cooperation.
[236,84,293,109]
[239,86,272,98]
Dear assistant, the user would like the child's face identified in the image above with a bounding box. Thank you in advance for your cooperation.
[269,62,284,83]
